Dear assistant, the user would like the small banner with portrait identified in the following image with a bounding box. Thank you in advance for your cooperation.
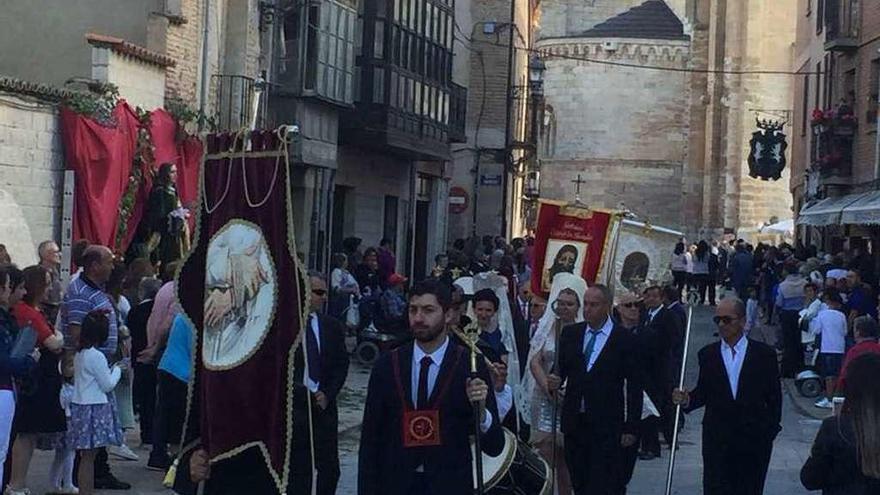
[530,200,621,297]
[177,129,307,493]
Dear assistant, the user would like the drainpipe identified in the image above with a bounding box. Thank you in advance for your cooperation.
[501,0,516,238]
[198,0,211,126]
[875,48,880,179]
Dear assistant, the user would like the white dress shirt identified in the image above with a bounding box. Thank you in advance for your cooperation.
[584,317,614,372]
[412,336,493,432]
[304,313,322,393]
[721,335,748,399]
[647,305,662,323]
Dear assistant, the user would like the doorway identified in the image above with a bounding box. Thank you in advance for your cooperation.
[331,185,350,254]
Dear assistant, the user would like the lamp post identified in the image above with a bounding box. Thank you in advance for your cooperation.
[523,54,545,231]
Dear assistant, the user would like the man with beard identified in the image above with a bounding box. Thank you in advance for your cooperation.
[358,280,504,495]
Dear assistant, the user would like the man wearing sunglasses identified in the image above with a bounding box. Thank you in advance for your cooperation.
[672,298,782,495]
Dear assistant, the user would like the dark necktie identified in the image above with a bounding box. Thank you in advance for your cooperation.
[306,316,322,384]
[417,356,432,409]
[583,329,602,371]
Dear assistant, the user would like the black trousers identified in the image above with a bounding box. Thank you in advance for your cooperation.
[639,416,661,455]
[152,370,187,456]
[564,415,624,495]
[312,401,340,495]
[779,310,802,378]
[132,362,157,444]
[703,438,773,495]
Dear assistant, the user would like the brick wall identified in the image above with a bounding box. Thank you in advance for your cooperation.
[164,0,204,103]
[0,95,64,265]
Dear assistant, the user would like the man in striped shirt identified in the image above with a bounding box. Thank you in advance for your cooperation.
[59,245,131,490]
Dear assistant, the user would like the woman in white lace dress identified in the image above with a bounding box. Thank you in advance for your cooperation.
[522,273,587,495]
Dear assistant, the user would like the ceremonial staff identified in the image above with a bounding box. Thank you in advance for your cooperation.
[664,290,700,495]
[461,322,486,495]
[548,316,562,495]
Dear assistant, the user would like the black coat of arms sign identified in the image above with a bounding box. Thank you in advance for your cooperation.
[748,119,788,181]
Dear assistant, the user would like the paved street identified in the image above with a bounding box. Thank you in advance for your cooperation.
[17,303,824,494]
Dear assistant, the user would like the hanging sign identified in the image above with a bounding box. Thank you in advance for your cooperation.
[748,119,788,181]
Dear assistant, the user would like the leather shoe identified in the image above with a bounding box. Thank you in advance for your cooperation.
[94,474,131,490]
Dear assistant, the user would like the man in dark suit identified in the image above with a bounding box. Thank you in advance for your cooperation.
[547,284,643,495]
[638,285,677,458]
[358,280,504,495]
[296,271,350,495]
[673,298,782,495]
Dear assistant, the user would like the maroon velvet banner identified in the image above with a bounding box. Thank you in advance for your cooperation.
[530,200,618,297]
[177,131,305,491]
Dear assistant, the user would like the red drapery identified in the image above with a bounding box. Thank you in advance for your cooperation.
[60,101,203,253]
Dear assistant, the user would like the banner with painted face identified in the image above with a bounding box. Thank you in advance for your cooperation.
[530,200,620,297]
[177,129,307,493]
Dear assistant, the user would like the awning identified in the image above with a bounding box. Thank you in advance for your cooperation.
[761,218,794,234]
[797,192,869,226]
[840,190,880,225]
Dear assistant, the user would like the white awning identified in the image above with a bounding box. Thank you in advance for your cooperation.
[797,193,869,226]
[761,218,793,234]
[840,190,880,225]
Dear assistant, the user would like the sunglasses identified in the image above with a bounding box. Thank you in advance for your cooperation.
[621,302,639,308]
[713,315,738,325]
[312,289,328,296]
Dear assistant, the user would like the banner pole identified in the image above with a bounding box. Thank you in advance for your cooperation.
[664,290,698,495]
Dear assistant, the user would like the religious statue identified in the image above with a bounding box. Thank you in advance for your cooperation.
[146,162,191,267]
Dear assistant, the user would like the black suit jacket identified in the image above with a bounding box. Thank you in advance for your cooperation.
[557,320,643,437]
[293,314,350,407]
[358,339,505,495]
[685,339,782,448]
[642,307,680,393]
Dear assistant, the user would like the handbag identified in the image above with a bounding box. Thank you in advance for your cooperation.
[11,325,40,396]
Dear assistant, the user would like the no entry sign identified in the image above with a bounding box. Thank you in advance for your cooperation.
[449,186,468,214]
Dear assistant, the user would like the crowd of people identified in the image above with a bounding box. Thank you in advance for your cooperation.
[1,230,880,495]
[0,239,194,495]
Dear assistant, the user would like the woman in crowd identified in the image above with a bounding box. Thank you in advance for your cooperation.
[329,253,360,321]
[70,311,124,495]
[0,267,39,486]
[692,240,711,305]
[129,278,163,447]
[801,353,880,494]
[670,242,688,299]
[354,248,382,298]
[523,272,587,495]
[6,266,65,495]
[121,258,154,307]
[148,314,193,471]
[106,262,138,462]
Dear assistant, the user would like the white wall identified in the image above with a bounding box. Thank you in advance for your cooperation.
[0,95,65,265]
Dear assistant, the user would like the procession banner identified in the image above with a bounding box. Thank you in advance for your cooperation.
[177,129,307,492]
[530,200,620,296]
[608,220,683,299]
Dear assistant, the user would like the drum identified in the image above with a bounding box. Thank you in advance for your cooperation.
[474,428,551,495]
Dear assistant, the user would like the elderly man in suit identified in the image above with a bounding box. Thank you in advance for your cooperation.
[358,279,504,495]
[673,298,782,495]
[546,284,643,495]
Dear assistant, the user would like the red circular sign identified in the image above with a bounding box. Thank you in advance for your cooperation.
[449,186,469,214]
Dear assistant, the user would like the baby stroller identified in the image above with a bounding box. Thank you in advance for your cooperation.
[352,297,409,365]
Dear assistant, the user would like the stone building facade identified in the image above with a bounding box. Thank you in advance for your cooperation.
[535,0,797,239]
[792,0,880,253]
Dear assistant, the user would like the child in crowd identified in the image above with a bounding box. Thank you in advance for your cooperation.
[49,359,77,494]
[70,311,124,495]
[745,285,760,335]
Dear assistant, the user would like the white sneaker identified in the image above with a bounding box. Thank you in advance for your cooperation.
[109,444,140,461]
[52,487,79,495]
[814,398,832,409]
[4,487,31,495]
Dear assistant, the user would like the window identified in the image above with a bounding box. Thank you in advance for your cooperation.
[817,0,825,33]
[824,54,833,107]
[801,73,810,136]
[869,59,879,125]
[815,61,822,110]
[304,0,357,104]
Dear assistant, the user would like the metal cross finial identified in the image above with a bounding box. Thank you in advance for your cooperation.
[572,174,587,203]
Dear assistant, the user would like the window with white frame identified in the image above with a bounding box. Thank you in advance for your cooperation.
[304,0,357,104]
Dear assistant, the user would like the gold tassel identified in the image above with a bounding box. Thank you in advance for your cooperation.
[163,458,179,488]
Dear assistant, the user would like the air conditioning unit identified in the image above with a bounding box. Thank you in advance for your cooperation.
[603,41,619,52]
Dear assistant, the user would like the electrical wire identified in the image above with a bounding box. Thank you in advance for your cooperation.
[460,34,825,76]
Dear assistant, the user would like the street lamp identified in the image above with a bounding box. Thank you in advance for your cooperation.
[528,54,546,95]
